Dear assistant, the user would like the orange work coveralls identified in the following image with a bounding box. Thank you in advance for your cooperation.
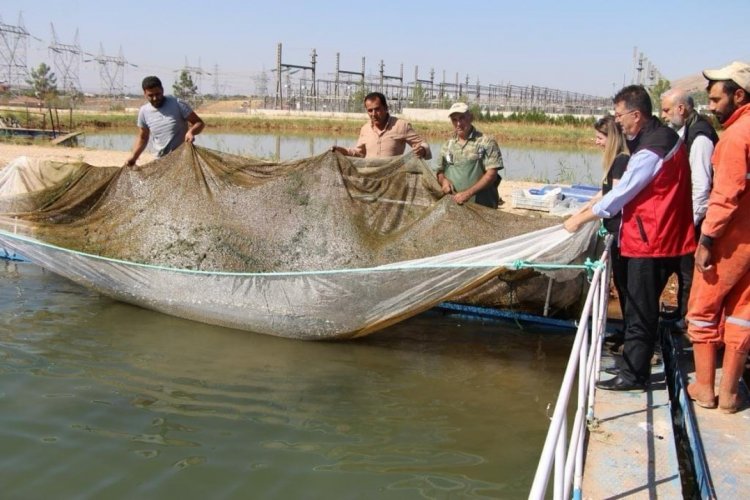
[687,103,750,350]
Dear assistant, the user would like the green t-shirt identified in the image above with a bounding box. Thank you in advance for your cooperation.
[437,127,503,206]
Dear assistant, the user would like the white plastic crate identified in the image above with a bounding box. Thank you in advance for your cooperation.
[511,187,562,212]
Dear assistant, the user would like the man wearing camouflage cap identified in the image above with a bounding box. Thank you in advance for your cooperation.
[435,103,504,208]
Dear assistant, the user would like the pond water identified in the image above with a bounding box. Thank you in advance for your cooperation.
[2,128,589,497]
[0,261,574,498]
[81,132,602,186]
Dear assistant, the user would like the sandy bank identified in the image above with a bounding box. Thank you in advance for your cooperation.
[0,143,154,168]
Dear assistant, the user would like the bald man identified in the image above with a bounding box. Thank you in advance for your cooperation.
[660,89,719,328]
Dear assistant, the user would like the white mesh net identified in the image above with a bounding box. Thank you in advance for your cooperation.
[0,146,597,339]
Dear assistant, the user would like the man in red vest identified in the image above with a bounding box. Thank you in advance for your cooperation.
[565,85,696,391]
[686,61,750,414]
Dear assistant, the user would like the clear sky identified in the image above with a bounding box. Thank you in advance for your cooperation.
[3,0,749,98]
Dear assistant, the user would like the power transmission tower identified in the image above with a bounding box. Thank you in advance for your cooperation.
[631,47,663,87]
[632,47,640,84]
[254,69,269,97]
[213,63,220,96]
[0,13,31,93]
[179,57,209,95]
[89,44,132,97]
[49,23,82,95]
[378,60,403,107]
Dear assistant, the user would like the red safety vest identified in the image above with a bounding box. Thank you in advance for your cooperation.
[620,123,697,258]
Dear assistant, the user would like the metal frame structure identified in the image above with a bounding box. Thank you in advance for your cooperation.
[0,16,613,114]
[49,24,82,95]
[274,43,317,110]
[271,47,610,115]
[86,43,133,98]
[0,13,31,93]
[176,57,209,97]
[333,52,365,107]
[632,46,664,86]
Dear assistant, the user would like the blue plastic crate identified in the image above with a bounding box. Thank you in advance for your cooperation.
[530,184,599,203]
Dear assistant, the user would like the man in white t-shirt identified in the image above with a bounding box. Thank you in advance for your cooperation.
[125,75,205,166]
[660,89,719,328]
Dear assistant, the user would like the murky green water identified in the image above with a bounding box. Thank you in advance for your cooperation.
[0,261,573,498]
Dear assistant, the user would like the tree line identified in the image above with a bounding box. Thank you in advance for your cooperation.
[12,64,202,108]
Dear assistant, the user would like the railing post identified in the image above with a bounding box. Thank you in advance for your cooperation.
[575,292,591,497]
[528,234,613,499]
[554,415,566,499]
[529,290,595,499]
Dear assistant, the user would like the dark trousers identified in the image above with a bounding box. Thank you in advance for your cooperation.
[675,222,701,319]
[611,242,629,323]
[620,257,680,384]
[676,252,694,319]
[475,175,501,208]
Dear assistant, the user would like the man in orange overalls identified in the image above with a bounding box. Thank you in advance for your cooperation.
[687,61,750,414]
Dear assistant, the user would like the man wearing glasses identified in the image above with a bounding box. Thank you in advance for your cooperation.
[564,85,695,391]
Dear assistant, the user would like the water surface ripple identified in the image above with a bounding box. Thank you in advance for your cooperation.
[0,262,573,498]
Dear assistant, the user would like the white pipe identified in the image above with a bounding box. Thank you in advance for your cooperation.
[567,277,597,498]
[562,300,593,499]
[529,236,613,499]
[575,287,592,495]
[528,266,600,499]
[554,414,566,499]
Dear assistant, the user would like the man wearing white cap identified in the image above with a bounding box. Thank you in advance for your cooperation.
[686,61,750,414]
[436,103,504,208]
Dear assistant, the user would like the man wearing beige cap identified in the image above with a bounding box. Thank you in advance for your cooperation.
[686,61,750,414]
[435,103,504,208]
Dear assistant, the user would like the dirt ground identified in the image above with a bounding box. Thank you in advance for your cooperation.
[0,143,154,167]
[661,276,679,310]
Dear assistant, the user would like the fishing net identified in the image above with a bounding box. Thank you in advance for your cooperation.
[0,155,108,199]
[0,145,597,339]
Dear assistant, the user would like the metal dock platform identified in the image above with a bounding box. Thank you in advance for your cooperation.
[582,329,750,498]
[582,351,682,497]
[668,331,750,498]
